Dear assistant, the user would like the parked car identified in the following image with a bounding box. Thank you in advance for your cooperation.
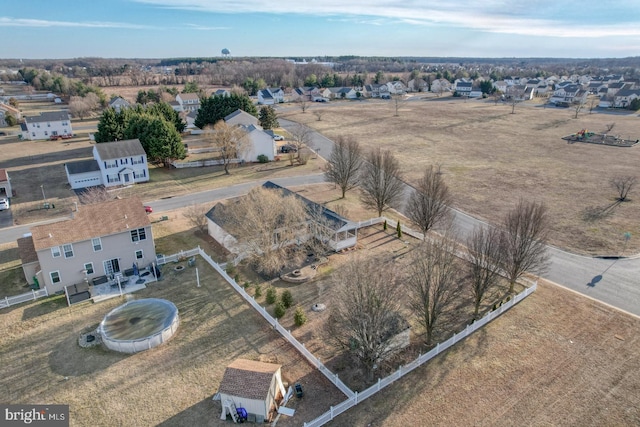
[272,134,284,141]
[280,144,298,153]
[144,205,153,214]
[0,198,9,211]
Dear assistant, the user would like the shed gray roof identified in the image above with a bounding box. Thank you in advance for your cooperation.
[218,359,280,401]
[94,139,146,160]
[65,159,100,175]
[24,111,70,124]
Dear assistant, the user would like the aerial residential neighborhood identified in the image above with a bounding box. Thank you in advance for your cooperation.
[0,1,639,427]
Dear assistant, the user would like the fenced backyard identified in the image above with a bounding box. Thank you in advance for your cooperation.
[189,245,537,427]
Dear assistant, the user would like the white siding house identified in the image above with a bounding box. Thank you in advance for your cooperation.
[239,124,276,162]
[21,111,72,140]
[176,93,200,112]
[93,139,149,187]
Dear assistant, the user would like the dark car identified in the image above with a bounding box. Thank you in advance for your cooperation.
[280,144,298,153]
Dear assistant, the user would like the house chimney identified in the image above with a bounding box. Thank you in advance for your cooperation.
[48,233,52,238]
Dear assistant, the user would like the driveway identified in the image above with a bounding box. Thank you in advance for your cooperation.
[0,208,13,229]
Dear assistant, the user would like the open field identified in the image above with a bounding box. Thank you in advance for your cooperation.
[330,279,640,426]
[282,98,640,254]
[0,245,343,426]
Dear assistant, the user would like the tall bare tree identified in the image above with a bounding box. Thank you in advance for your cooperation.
[182,203,209,235]
[326,255,403,380]
[324,136,364,198]
[611,176,637,201]
[289,123,313,157]
[467,225,505,318]
[68,97,91,120]
[360,147,405,216]
[223,187,308,276]
[406,165,452,235]
[406,227,462,346]
[203,120,248,175]
[501,200,550,293]
[78,186,113,205]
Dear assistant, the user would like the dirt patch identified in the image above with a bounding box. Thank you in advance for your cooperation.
[282,99,640,254]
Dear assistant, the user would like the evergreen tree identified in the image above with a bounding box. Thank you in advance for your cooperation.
[258,106,279,130]
[194,93,257,129]
[124,114,185,166]
[94,107,125,142]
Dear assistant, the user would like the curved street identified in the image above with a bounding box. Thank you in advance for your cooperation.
[0,121,638,316]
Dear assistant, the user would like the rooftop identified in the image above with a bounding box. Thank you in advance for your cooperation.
[30,197,150,251]
[94,139,146,160]
[218,359,281,400]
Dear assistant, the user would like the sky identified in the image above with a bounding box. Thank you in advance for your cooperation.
[1,0,639,59]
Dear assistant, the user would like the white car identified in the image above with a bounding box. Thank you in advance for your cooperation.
[272,134,284,141]
[0,198,9,211]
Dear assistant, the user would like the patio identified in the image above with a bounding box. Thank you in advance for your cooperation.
[91,270,158,303]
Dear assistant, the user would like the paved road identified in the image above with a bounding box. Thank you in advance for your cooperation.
[280,119,640,317]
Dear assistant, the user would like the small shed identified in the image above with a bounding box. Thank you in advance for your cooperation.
[218,359,286,423]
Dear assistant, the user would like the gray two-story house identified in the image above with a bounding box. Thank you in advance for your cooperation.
[18,198,156,293]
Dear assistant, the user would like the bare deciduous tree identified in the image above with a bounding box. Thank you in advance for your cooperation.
[78,186,112,205]
[324,136,364,198]
[611,176,637,201]
[182,203,209,235]
[223,187,308,276]
[574,98,586,119]
[406,165,452,235]
[467,225,505,318]
[203,120,248,175]
[589,97,599,114]
[360,147,405,216]
[289,123,313,155]
[326,255,403,380]
[313,110,324,121]
[68,97,91,120]
[299,99,308,113]
[501,200,550,293]
[406,227,462,346]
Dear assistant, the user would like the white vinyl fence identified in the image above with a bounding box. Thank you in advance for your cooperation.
[155,248,201,266]
[182,245,536,427]
[302,283,537,427]
[0,287,49,310]
[171,159,242,169]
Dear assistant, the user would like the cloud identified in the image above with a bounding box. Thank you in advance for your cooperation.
[183,23,230,30]
[0,17,154,29]
[131,0,640,38]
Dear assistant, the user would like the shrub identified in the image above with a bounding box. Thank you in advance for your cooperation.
[396,220,402,238]
[226,264,236,276]
[257,154,269,163]
[274,301,286,319]
[281,290,293,308]
[254,284,262,298]
[234,273,240,283]
[294,307,307,326]
[383,220,387,231]
[266,286,277,305]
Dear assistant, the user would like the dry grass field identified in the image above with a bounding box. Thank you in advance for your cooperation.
[330,279,640,427]
[282,98,640,254]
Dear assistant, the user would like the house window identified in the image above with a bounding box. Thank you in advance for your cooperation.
[134,170,146,179]
[135,250,143,259]
[32,132,35,137]
[92,237,102,251]
[84,262,94,275]
[63,243,74,258]
[130,228,146,242]
[51,246,61,258]
[50,271,61,284]
[44,131,48,136]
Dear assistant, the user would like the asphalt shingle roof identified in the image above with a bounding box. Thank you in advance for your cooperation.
[24,111,70,124]
[65,160,100,175]
[30,197,150,251]
[218,359,280,400]
[94,139,146,160]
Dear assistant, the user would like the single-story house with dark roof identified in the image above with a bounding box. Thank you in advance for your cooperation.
[218,359,286,423]
[0,168,12,198]
[64,139,149,190]
[205,181,358,255]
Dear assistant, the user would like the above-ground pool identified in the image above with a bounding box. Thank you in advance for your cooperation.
[99,298,179,353]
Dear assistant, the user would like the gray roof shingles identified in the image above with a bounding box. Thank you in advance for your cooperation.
[94,139,146,160]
